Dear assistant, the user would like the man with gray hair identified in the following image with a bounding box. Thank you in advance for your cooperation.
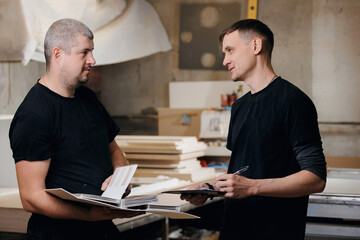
[9,18,141,239]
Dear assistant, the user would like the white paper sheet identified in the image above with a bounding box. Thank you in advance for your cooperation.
[101,164,138,199]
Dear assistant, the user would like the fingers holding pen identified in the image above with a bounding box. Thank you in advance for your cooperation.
[215,174,255,199]
[215,165,250,189]
[215,173,239,188]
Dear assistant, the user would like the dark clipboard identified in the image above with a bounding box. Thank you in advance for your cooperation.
[162,188,226,196]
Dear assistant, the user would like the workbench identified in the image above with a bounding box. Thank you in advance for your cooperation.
[0,181,221,239]
[306,172,360,239]
[2,175,360,239]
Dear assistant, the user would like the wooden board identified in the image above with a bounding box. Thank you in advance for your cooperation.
[134,167,216,182]
[119,146,206,154]
[129,159,201,169]
[116,135,198,143]
[125,151,205,161]
[323,178,360,195]
[129,178,190,196]
[119,144,205,151]
[116,135,207,154]
[0,208,30,233]
[135,165,203,174]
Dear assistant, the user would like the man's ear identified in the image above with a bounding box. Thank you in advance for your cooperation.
[52,47,63,64]
[253,37,262,55]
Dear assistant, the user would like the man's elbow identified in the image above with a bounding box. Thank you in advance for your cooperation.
[21,198,36,213]
[20,194,42,214]
[313,179,326,194]
[304,170,326,194]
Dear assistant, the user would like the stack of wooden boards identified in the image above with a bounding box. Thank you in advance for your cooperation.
[115,135,216,182]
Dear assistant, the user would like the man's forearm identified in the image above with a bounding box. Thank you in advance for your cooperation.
[216,170,326,199]
[23,189,139,221]
[22,189,91,221]
[251,170,326,198]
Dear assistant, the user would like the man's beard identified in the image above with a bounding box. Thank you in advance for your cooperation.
[61,67,90,89]
[77,75,89,85]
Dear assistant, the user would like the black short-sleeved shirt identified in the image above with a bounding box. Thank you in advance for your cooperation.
[9,82,120,195]
[220,77,327,240]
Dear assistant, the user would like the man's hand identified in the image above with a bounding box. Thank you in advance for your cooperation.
[101,176,131,198]
[216,170,326,198]
[180,183,214,206]
[215,174,256,199]
[101,175,112,191]
[87,206,145,221]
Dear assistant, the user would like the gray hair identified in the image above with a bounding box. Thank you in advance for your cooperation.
[44,18,94,66]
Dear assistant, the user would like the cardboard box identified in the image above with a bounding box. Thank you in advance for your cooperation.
[199,110,230,139]
[158,108,230,139]
[158,108,204,137]
[326,156,360,169]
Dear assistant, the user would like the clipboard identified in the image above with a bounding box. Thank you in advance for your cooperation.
[162,188,226,196]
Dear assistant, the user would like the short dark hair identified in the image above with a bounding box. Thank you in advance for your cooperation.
[219,19,274,59]
[44,18,94,67]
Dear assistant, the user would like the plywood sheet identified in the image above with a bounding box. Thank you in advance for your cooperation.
[323,178,360,195]
[0,188,22,208]
[129,159,201,169]
[134,167,216,182]
[119,144,206,154]
[119,145,206,154]
[116,135,207,154]
[126,151,205,161]
[0,208,30,233]
[116,135,198,142]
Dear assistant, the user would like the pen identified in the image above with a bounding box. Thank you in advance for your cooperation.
[207,166,250,191]
[233,166,249,175]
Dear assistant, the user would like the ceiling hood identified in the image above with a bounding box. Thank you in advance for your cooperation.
[0,0,171,65]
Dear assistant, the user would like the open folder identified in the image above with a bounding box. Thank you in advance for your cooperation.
[46,165,199,219]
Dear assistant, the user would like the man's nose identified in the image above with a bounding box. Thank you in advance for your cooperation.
[88,52,96,65]
[223,55,230,66]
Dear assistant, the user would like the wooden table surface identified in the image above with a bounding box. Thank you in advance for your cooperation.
[2,175,360,234]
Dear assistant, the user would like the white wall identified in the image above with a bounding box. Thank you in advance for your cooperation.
[0,61,45,114]
[312,0,360,122]
[0,62,44,187]
[0,115,17,187]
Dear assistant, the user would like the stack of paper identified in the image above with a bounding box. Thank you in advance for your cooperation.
[115,135,216,182]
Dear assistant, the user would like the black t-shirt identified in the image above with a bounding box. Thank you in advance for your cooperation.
[9,82,120,195]
[220,77,327,240]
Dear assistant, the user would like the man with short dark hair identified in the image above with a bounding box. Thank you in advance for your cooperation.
[181,19,327,240]
[9,18,142,240]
